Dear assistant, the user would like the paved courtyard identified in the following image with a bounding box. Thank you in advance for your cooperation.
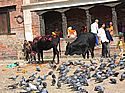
[0,47,125,93]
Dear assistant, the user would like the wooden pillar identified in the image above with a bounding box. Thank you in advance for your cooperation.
[61,12,67,38]
[79,6,93,32]
[112,7,118,35]
[39,15,45,36]
[85,9,91,32]
[37,11,46,36]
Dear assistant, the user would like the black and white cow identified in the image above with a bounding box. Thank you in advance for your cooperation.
[65,32,96,58]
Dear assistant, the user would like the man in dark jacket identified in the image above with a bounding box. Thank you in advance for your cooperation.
[105,27,113,57]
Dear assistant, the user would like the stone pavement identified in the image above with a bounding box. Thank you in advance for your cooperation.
[0,45,124,93]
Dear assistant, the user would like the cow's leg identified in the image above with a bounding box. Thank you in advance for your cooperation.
[41,51,44,63]
[86,50,89,59]
[38,51,43,63]
[56,49,59,64]
[25,51,29,61]
[38,53,40,61]
[89,48,94,58]
[82,47,88,59]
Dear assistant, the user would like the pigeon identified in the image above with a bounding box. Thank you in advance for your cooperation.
[40,88,48,93]
[51,78,56,86]
[37,76,42,82]
[120,72,125,81]
[100,58,103,63]
[29,72,37,78]
[26,76,35,82]
[52,74,56,79]
[28,83,37,90]
[90,59,97,65]
[19,76,28,87]
[113,72,119,77]
[77,87,88,93]
[57,80,61,89]
[37,85,43,92]
[110,78,117,84]
[98,63,106,70]
[48,71,53,75]
[36,66,41,72]
[9,75,19,81]
[48,62,57,70]
[23,86,32,92]
[95,72,103,83]
[42,82,47,88]
[94,85,104,93]
[8,83,19,89]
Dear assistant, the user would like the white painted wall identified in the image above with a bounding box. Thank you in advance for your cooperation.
[23,0,33,41]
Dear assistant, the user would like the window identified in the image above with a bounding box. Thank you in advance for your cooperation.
[0,12,10,34]
[0,5,16,35]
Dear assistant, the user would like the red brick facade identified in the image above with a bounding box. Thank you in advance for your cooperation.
[31,12,40,37]
[0,0,25,60]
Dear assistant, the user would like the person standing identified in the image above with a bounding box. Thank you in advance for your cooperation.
[117,36,124,57]
[23,40,31,61]
[98,23,109,58]
[91,19,99,47]
[109,22,114,36]
[67,26,77,38]
[105,26,113,57]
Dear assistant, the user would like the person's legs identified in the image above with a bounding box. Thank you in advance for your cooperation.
[103,42,108,58]
[101,42,104,57]
[107,43,110,57]
[95,34,98,46]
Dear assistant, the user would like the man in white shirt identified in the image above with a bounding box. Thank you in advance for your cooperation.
[91,19,99,46]
[98,23,109,58]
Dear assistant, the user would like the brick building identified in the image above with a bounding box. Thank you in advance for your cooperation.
[22,0,125,39]
[0,0,24,60]
[0,0,125,60]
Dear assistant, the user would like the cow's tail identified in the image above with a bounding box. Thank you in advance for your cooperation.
[59,38,61,57]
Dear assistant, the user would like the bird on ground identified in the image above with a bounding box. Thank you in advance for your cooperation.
[28,83,37,91]
[57,80,61,89]
[48,71,53,76]
[8,75,19,81]
[77,87,88,93]
[40,88,49,93]
[113,72,119,77]
[52,74,56,79]
[42,82,47,88]
[120,72,125,81]
[51,78,56,86]
[48,62,57,70]
[8,83,19,89]
[110,78,117,84]
[94,85,104,93]
[36,66,41,72]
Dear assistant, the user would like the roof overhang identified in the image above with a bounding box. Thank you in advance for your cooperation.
[22,0,119,11]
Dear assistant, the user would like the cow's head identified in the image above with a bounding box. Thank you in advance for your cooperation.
[65,41,85,56]
[65,42,74,55]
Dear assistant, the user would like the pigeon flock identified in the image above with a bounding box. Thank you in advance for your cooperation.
[7,54,125,93]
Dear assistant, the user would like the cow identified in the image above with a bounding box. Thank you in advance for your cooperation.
[31,35,61,64]
[65,32,96,59]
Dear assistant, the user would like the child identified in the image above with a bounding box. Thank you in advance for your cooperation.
[117,37,124,57]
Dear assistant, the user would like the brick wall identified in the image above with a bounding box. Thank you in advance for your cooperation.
[31,12,40,37]
[0,0,25,60]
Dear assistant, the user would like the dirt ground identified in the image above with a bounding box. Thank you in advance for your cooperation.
[0,48,125,93]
